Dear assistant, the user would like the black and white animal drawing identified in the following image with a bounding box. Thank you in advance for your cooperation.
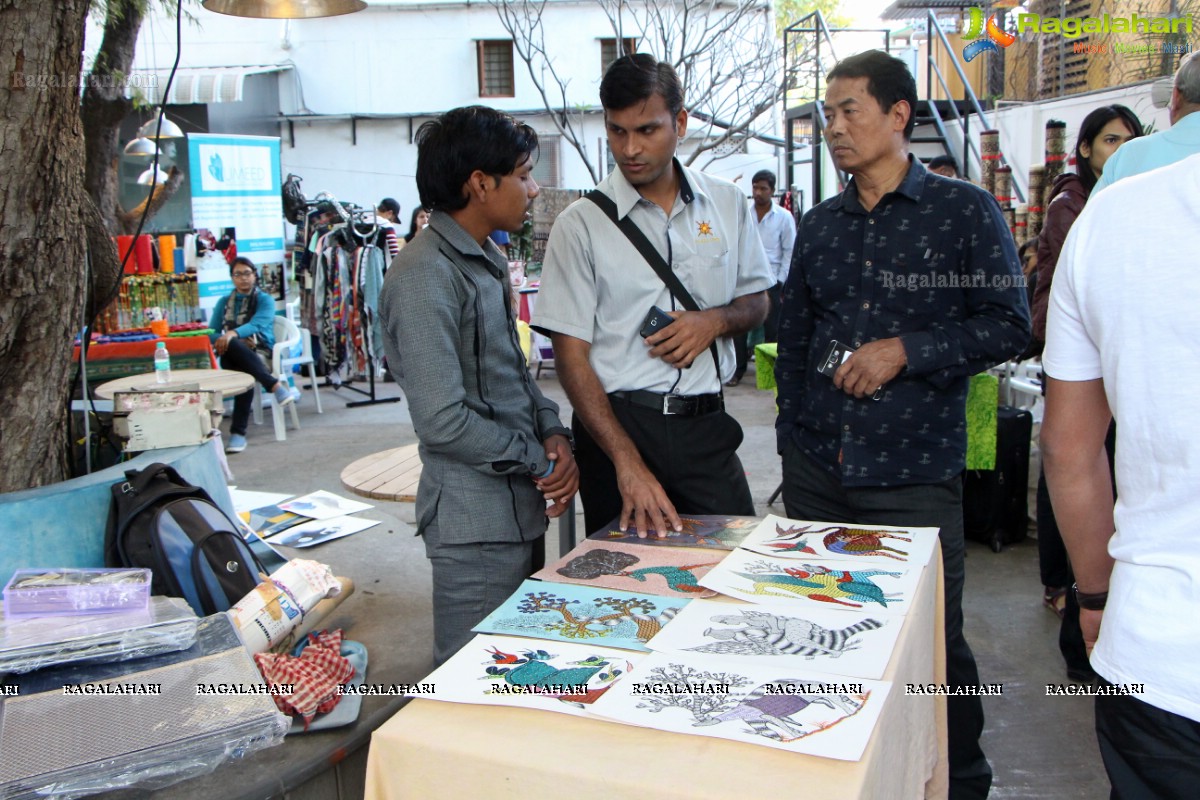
[686,608,884,659]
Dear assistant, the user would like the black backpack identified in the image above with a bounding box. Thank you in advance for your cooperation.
[104,463,266,616]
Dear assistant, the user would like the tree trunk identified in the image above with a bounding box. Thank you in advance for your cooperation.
[82,0,145,236]
[82,0,148,312]
[0,0,92,491]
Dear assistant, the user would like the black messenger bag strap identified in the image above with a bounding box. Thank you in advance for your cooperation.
[584,190,722,387]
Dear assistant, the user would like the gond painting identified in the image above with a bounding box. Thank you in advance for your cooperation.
[587,651,891,760]
[739,514,940,569]
[533,540,722,598]
[473,579,689,652]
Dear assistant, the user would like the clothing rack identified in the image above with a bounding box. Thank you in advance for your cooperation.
[340,208,397,409]
[306,195,399,409]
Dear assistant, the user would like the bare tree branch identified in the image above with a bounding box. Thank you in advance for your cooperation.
[490,0,605,183]
[493,0,785,177]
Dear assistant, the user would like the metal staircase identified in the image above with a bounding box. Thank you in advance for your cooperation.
[783,10,1023,211]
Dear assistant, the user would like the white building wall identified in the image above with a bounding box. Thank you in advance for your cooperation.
[89,0,785,223]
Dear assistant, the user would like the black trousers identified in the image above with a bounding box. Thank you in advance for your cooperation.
[218,338,279,435]
[732,333,748,381]
[1096,688,1200,799]
[782,444,992,800]
[763,281,783,344]
[571,398,754,536]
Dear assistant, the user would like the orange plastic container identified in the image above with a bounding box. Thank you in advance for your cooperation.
[159,235,176,273]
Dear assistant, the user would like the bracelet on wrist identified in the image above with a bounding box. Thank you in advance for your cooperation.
[1072,582,1108,611]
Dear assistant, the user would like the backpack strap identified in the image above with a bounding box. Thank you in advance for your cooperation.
[584,190,722,388]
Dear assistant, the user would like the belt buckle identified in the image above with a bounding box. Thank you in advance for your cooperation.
[662,394,678,415]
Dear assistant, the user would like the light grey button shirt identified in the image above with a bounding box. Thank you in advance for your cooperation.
[534,161,773,395]
[755,200,797,285]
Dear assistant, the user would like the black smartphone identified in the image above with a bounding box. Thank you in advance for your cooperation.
[639,306,675,338]
[817,340,853,378]
[817,339,884,401]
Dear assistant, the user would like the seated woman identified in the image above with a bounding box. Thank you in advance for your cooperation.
[210,256,294,453]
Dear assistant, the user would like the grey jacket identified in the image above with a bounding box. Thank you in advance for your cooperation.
[379,212,568,545]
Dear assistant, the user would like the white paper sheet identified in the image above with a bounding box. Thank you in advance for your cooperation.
[587,651,891,760]
[407,633,643,718]
[266,516,378,548]
[738,514,940,569]
[278,490,373,520]
[644,597,902,680]
[228,488,293,515]
[699,549,922,616]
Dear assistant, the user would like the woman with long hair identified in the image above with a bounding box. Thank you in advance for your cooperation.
[404,206,430,243]
[1032,104,1143,683]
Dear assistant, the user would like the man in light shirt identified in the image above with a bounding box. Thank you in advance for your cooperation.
[750,169,795,344]
[1042,153,1200,797]
[729,170,796,386]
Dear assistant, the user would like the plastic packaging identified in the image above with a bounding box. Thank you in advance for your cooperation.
[154,340,171,383]
[0,614,289,799]
[0,596,199,674]
[227,559,342,654]
[3,568,151,618]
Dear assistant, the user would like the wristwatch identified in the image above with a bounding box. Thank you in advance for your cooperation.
[1072,582,1108,611]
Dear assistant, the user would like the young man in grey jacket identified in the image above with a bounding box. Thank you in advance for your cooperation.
[379,106,578,665]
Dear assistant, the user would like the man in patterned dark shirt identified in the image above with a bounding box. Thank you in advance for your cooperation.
[775,50,1030,799]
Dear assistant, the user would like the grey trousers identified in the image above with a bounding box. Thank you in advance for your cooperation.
[422,520,543,666]
[782,443,993,800]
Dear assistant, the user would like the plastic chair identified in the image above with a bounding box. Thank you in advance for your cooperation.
[278,314,323,414]
[251,318,303,441]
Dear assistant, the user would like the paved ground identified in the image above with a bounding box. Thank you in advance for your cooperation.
[229,367,1108,798]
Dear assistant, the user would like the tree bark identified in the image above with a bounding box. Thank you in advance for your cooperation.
[82,0,146,236]
[0,0,93,490]
[82,0,150,314]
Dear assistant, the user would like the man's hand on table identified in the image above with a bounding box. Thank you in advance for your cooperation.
[616,459,682,538]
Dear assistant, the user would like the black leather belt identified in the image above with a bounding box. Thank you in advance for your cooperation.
[609,390,724,417]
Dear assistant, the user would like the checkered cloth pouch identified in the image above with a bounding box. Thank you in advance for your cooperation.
[254,629,355,728]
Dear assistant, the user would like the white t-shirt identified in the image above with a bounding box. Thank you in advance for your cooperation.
[1043,153,1200,723]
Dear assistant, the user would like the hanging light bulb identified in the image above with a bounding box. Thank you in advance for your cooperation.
[137,166,171,186]
[201,0,366,19]
[137,117,184,140]
[124,137,159,157]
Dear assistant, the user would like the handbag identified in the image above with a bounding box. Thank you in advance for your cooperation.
[584,191,722,387]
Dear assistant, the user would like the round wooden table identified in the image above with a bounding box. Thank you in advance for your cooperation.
[340,443,423,502]
[93,368,257,400]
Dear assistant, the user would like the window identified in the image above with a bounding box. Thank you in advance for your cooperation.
[600,37,638,74]
[477,40,515,97]
[532,135,560,188]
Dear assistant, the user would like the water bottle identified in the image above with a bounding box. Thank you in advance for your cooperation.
[154,341,171,384]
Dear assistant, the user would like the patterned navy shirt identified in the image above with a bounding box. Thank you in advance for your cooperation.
[775,158,1031,487]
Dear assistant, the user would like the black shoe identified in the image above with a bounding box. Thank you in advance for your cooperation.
[725,377,741,387]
